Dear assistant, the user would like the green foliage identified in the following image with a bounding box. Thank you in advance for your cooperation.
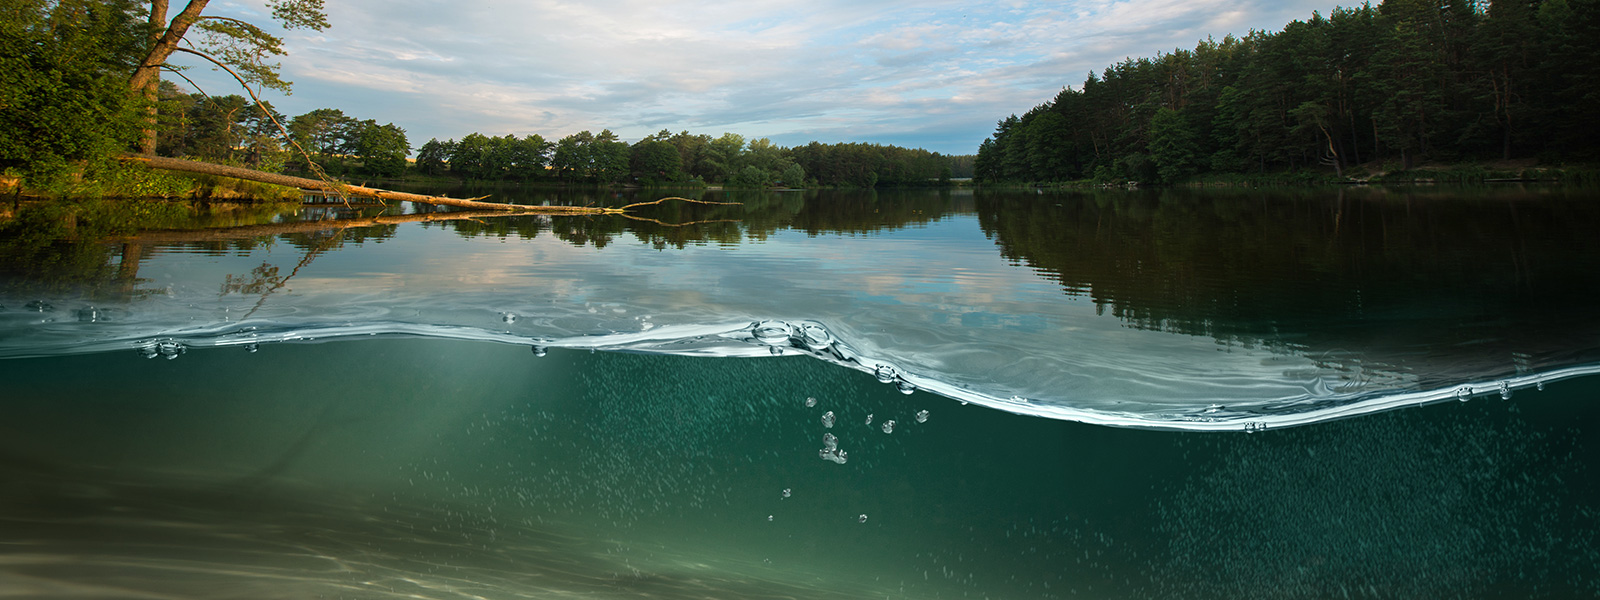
[351,120,408,178]
[630,138,684,184]
[0,0,144,187]
[976,0,1600,183]
[1148,108,1201,183]
[416,138,453,175]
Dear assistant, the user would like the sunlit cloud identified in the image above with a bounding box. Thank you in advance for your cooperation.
[172,0,1346,153]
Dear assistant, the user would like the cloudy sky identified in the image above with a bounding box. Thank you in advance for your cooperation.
[174,0,1346,155]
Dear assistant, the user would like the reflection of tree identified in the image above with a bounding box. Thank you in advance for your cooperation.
[0,199,297,299]
[221,263,283,295]
[976,187,1600,373]
[431,188,976,248]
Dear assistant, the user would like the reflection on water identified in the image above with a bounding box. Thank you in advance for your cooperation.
[2,185,1600,596]
[4,186,1599,429]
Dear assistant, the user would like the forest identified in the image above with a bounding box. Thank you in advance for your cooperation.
[0,0,970,195]
[974,0,1600,184]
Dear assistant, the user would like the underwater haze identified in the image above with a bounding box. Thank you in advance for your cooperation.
[1,186,1598,598]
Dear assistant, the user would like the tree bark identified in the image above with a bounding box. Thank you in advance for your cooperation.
[137,0,170,155]
[131,0,209,154]
[120,154,621,213]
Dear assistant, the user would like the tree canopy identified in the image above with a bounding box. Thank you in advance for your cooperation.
[976,0,1600,184]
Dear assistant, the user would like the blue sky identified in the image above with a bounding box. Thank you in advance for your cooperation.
[175,0,1347,155]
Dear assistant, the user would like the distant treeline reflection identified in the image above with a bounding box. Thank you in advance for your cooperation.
[976,187,1600,373]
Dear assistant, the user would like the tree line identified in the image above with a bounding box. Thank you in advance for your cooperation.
[975,0,1600,184]
[414,129,971,187]
[0,0,971,194]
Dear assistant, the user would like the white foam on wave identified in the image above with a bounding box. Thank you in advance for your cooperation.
[1,317,1592,432]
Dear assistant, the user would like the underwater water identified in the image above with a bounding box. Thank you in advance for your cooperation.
[1,186,1597,598]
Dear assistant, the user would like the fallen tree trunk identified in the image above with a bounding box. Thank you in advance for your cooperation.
[120,154,621,213]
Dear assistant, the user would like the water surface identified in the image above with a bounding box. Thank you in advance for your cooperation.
[1,186,1597,597]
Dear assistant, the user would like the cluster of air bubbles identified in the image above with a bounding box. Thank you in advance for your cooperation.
[864,413,874,425]
[25,300,53,312]
[858,514,869,524]
[137,340,186,360]
[1456,386,1474,402]
[1536,377,1545,392]
[75,306,101,322]
[915,410,930,423]
[245,343,260,353]
[874,364,897,384]
[1009,395,1031,404]
[804,397,817,408]
[501,312,517,324]
[1243,421,1267,434]
[881,420,896,434]
[1499,381,1513,400]
[531,345,548,357]
[819,433,848,464]
[781,488,791,499]
[821,411,835,428]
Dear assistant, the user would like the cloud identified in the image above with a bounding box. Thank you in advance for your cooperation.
[170,0,1348,154]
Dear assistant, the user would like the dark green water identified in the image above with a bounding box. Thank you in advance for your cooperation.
[1,186,1598,598]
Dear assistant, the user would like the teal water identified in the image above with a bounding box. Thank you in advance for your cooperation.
[1,187,1598,597]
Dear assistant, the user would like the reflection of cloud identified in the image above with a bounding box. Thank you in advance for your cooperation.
[177,0,1344,153]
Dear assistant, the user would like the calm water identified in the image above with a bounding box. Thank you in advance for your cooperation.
[1,186,1597,598]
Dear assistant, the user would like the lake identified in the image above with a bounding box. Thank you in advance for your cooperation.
[1,186,1597,598]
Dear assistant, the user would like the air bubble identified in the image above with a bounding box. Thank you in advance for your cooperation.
[1536,379,1545,391]
[769,346,782,356]
[1456,386,1473,402]
[1499,381,1513,400]
[245,343,259,353]
[875,364,897,383]
[752,320,789,345]
[532,345,548,357]
[896,381,916,395]
[864,414,873,425]
[821,411,835,428]
[819,447,848,464]
[767,515,774,522]
[858,514,868,523]
[155,341,185,360]
[822,433,838,451]
[76,307,100,322]
[915,410,929,423]
[797,323,832,350]
[881,420,896,434]
[781,488,791,499]
[25,300,53,312]
[804,397,817,408]
[1204,404,1224,414]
